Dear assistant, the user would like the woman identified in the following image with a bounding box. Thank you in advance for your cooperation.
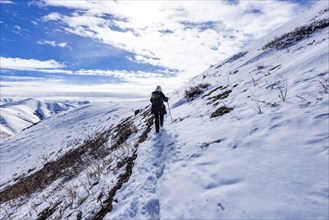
[150,85,168,133]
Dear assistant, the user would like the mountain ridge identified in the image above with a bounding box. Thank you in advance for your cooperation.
[0,98,90,140]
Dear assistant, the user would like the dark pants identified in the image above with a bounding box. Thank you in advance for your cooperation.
[154,111,164,133]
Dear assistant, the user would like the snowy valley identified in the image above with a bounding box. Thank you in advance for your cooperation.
[0,98,90,140]
[0,2,328,220]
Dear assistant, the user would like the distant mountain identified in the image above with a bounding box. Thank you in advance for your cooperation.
[0,98,90,140]
[0,2,328,220]
[0,98,15,105]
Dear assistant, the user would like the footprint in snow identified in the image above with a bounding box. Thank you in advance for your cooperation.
[142,199,161,220]
[156,164,166,178]
[142,176,157,194]
[128,197,139,218]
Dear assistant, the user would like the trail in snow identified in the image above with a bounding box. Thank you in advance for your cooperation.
[108,128,176,220]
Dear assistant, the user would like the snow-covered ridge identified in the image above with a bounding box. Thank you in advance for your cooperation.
[0,98,90,139]
[0,98,16,105]
[0,1,328,219]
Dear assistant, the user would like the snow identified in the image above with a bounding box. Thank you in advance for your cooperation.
[0,1,328,219]
[107,2,329,219]
[0,101,141,188]
[0,98,89,139]
[0,98,15,106]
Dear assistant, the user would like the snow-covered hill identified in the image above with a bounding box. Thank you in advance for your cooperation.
[0,98,90,140]
[0,2,328,220]
[0,98,15,106]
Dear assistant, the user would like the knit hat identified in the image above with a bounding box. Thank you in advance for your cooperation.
[155,85,162,92]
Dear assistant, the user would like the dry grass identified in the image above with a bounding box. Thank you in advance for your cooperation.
[208,90,232,102]
[91,153,137,220]
[0,104,156,219]
[138,115,154,144]
[210,106,233,118]
[111,118,137,151]
[0,130,111,204]
[91,106,156,219]
[36,201,61,220]
[201,139,223,148]
[215,52,248,69]
[278,77,288,102]
[263,18,329,50]
[185,83,211,102]
[202,85,228,98]
[318,75,329,94]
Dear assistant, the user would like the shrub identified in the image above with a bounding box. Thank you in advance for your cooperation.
[318,75,329,94]
[277,77,288,102]
[185,83,211,102]
[263,18,329,50]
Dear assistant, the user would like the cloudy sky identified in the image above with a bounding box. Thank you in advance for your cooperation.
[0,0,318,102]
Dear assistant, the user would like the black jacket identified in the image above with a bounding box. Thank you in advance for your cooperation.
[150,91,168,114]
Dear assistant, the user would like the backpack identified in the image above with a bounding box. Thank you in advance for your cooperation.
[151,91,163,108]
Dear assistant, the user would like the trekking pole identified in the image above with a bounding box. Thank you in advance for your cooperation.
[167,102,173,123]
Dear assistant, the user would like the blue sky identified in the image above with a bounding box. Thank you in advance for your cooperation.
[0,0,319,102]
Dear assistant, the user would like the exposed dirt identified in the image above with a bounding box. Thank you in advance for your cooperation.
[210,106,233,118]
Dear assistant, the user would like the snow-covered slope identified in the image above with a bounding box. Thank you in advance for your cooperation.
[0,98,90,140]
[0,2,328,220]
[0,98,15,106]
[108,2,329,219]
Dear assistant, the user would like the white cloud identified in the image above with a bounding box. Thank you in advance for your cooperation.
[42,12,62,21]
[38,40,56,46]
[0,76,171,102]
[1,75,46,81]
[0,0,14,4]
[37,40,68,48]
[36,69,73,74]
[31,20,39,25]
[0,57,65,70]
[1,1,304,101]
[40,0,298,82]
[11,24,30,36]
[0,56,170,83]
[74,69,164,79]
[57,42,68,48]
[0,57,176,101]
